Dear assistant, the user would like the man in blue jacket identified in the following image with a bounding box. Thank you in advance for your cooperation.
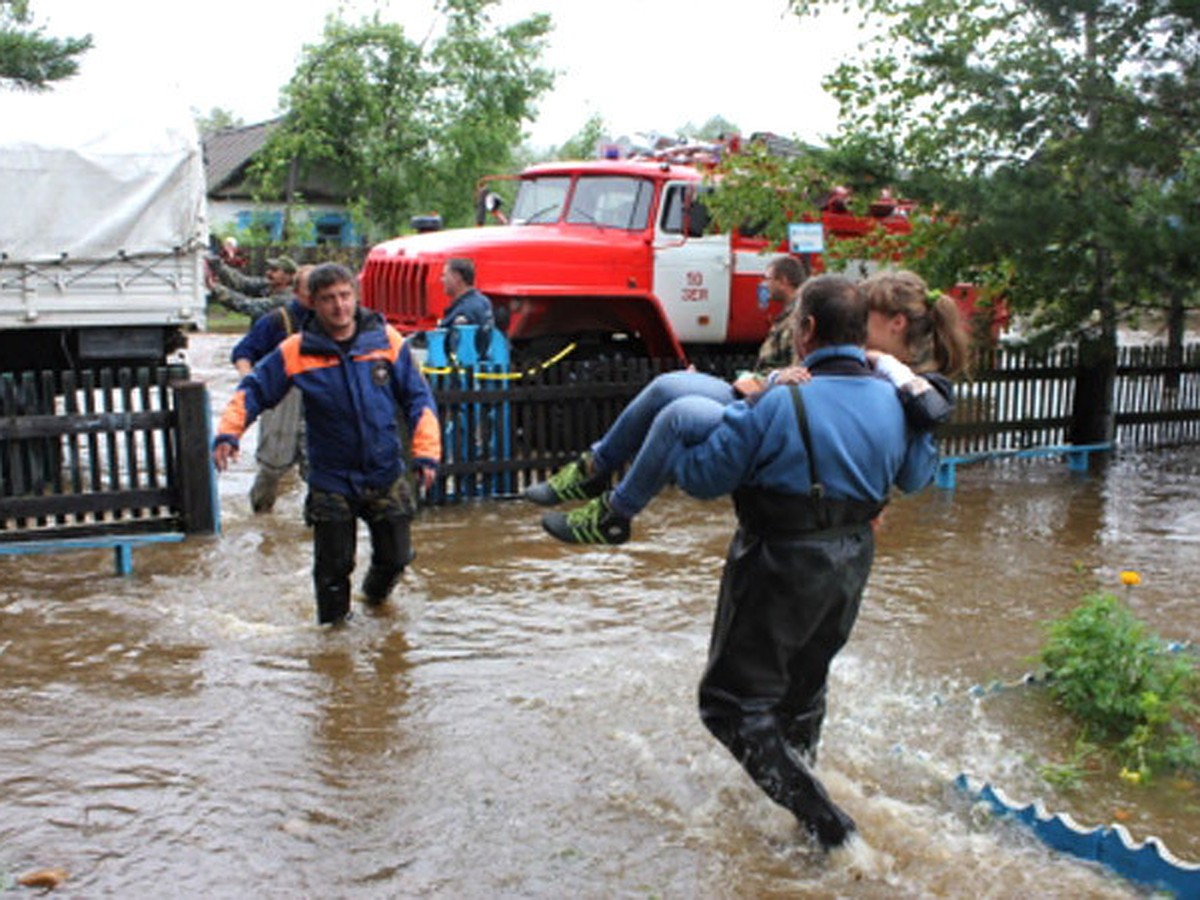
[674,275,937,851]
[212,264,442,625]
[439,257,496,359]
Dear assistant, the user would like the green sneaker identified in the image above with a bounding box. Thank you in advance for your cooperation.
[524,452,609,506]
[541,491,631,545]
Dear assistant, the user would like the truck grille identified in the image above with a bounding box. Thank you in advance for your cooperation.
[361,257,431,328]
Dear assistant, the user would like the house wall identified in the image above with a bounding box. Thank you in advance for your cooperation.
[206,199,359,247]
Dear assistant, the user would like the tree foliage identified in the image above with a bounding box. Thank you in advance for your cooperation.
[252,0,553,240]
[195,106,245,135]
[703,138,837,244]
[0,0,92,89]
[551,114,607,161]
[785,0,1200,344]
[678,114,742,141]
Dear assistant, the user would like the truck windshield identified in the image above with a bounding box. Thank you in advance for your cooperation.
[511,174,653,230]
[511,176,570,224]
[565,176,652,230]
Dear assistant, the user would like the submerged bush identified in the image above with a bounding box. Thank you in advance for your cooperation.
[1041,591,1200,781]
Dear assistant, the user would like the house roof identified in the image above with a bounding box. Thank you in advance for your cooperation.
[202,117,349,203]
[202,118,282,197]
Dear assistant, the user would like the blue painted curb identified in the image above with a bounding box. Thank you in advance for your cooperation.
[955,774,1200,897]
[953,653,1200,895]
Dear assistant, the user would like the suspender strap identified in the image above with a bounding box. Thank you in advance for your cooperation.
[788,385,824,499]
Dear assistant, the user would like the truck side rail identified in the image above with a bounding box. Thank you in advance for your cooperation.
[0,248,205,329]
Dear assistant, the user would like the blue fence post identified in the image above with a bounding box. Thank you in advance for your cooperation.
[113,543,133,576]
[488,330,512,495]
[453,324,480,368]
[475,329,512,497]
[452,326,479,499]
[1066,448,1089,473]
[424,329,449,503]
[1065,442,1111,473]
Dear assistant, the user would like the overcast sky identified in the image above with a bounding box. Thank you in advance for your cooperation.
[32,0,865,149]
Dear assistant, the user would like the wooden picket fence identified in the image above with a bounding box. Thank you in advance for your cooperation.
[1,343,1196,545]
[936,343,1200,454]
[0,366,216,570]
[426,355,680,502]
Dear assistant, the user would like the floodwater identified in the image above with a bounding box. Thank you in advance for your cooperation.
[2,334,1198,898]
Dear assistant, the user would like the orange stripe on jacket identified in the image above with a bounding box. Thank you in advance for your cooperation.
[217,389,249,439]
[354,327,405,364]
[411,407,442,463]
[279,334,343,376]
[386,327,441,462]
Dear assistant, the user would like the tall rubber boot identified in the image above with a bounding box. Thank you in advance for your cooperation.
[361,517,412,606]
[315,579,351,625]
[313,521,355,624]
[733,713,856,850]
[782,691,827,765]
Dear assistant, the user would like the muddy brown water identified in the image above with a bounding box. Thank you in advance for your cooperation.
[2,334,1197,897]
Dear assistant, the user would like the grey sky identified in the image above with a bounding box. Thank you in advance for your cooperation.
[34,0,861,148]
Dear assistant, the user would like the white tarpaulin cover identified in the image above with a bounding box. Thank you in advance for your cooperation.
[0,76,207,262]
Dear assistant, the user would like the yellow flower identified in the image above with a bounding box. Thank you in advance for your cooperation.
[1120,570,1141,587]
[1119,767,1143,785]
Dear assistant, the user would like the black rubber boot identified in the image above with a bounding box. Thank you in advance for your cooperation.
[725,713,857,851]
[313,521,355,624]
[361,517,413,606]
[782,692,827,765]
[315,581,351,625]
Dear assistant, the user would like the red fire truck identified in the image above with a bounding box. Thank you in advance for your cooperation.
[359,152,920,364]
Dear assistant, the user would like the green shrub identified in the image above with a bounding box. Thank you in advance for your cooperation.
[1041,591,1200,781]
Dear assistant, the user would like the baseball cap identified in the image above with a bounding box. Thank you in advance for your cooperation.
[266,256,298,274]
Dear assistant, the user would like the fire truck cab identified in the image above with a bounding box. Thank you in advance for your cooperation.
[360,156,914,364]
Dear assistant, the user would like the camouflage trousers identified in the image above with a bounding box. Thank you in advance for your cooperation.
[304,475,416,624]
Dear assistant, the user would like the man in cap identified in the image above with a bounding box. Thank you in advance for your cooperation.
[209,254,299,322]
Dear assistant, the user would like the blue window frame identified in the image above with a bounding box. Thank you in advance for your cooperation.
[235,210,284,241]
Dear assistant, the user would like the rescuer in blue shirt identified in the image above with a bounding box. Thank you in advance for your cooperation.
[674,274,938,851]
[439,257,496,359]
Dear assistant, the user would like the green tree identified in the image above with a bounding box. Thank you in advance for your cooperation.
[703,137,839,245]
[787,0,1200,440]
[0,0,92,89]
[552,114,607,161]
[699,131,912,267]
[252,0,553,240]
[678,114,741,140]
[195,106,245,135]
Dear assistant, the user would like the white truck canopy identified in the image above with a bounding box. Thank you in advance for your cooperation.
[0,76,207,262]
